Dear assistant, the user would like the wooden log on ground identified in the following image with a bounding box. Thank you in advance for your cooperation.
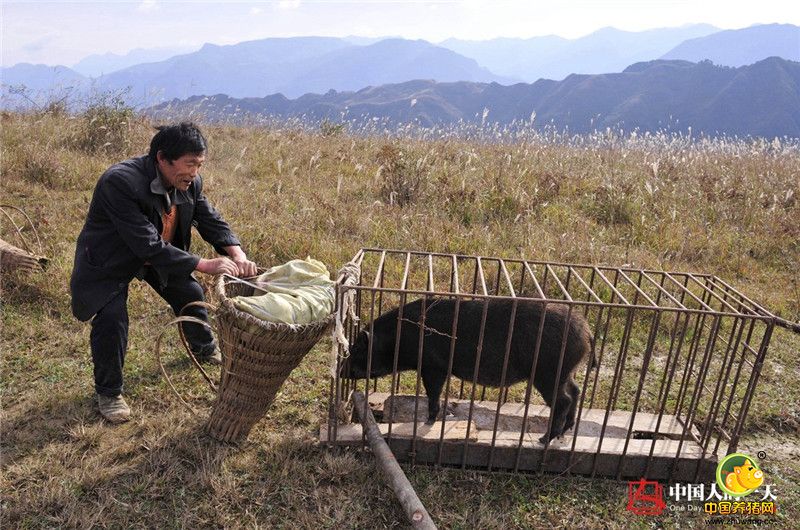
[352,391,437,530]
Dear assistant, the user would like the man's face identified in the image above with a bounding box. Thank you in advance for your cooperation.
[157,151,205,191]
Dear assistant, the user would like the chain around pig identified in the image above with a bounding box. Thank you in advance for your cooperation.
[398,299,457,340]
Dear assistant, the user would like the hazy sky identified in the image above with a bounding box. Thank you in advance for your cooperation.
[2,0,798,67]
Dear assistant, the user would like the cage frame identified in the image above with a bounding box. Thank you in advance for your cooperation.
[325,248,777,482]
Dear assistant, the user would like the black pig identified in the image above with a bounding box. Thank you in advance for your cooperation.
[346,298,594,443]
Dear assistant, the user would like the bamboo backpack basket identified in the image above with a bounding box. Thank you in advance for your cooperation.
[0,205,48,275]
[157,263,359,444]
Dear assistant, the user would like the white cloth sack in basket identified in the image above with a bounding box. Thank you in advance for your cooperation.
[230,258,335,325]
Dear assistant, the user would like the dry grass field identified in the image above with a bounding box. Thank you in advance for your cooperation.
[2,107,799,528]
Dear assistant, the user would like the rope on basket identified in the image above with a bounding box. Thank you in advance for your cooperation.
[330,261,361,378]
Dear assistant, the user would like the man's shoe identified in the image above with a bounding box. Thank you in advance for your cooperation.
[196,347,222,365]
[96,394,131,423]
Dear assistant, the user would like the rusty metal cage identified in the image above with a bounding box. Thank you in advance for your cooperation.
[324,248,778,482]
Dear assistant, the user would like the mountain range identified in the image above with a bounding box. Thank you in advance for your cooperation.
[660,23,800,65]
[1,37,508,106]
[2,23,797,108]
[148,58,800,139]
[440,24,721,81]
[71,45,200,77]
[2,23,799,138]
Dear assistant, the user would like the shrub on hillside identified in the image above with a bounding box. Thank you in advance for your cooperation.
[375,144,428,206]
[78,94,134,155]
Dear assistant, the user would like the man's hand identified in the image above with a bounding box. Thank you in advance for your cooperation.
[196,257,239,276]
[224,245,258,277]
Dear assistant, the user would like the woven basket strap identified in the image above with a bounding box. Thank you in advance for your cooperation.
[156,316,216,416]
[177,300,219,391]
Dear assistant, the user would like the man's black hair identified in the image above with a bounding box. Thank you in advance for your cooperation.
[148,122,207,161]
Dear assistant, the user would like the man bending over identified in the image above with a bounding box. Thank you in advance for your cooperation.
[70,122,257,423]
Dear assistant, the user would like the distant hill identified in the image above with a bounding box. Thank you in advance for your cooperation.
[148,58,800,139]
[661,23,800,66]
[71,46,200,77]
[95,37,509,103]
[0,64,89,108]
[440,24,719,81]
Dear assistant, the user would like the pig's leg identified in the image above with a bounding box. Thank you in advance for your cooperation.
[562,378,581,433]
[533,377,556,443]
[539,383,572,444]
[421,366,447,423]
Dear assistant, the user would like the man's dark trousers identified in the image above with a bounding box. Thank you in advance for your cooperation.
[91,269,214,397]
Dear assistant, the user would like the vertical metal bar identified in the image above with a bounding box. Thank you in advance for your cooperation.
[587,271,622,411]
[488,299,518,471]
[563,267,574,303]
[567,302,600,474]
[644,310,691,479]
[387,294,407,442]
[461,298,490,469]
[541,264,550,298]
[523,261,546,299]
[437,299,460,466]
[373,256,388,396]
[728,320,774,454]
[493,259,502,296]
[513,302,549,472]
[590,304,634,478]
[472,258,490,405]
[449,255,456,294]
[373,251,387,291]
[361,289,379,447]
[670,314,721,482]
[437,255,461,467]
[377,251,387,318]
[610,305,636,411]
[545,264,573,301]
[500,259,516,297]
[460,258,480,400]
[410,297,428,467]
[616,310,662,480]
[675,283,712,417]
[699,316,744,448]
[713,318,757,456]
[476,257,489,296]
[694,316,746,480]
[394,252,412,395]
[674,312,705,425]
[427,253,435,293]
[541,305,574,468]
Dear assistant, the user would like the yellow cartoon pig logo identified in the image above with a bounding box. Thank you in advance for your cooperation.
[717,453,765,497]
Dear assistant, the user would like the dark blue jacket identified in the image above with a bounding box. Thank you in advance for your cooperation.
[70,155,240,321]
